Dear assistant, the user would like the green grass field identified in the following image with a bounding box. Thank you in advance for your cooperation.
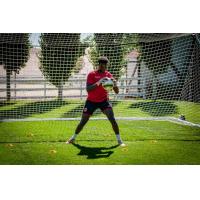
[0,99,200,164]
[0,99,200,123]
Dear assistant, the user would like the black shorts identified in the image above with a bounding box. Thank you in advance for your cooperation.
[83,100,112,115]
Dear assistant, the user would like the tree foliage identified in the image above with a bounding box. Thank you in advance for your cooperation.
[85,33,140,79]
[0,33,30,73]
[0,33,30,100]
[39,33,83,99]
[92,33,125,79]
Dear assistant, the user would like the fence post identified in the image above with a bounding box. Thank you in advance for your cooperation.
[44,80,46,99]
[80,80,83,100]
[14,72,16,100]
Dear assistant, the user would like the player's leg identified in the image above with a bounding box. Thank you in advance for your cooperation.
[100,101,125,146]
[66,114,90,144]
[104,108,119,132]
[66,101,95,144]
[103,108,125,146]
[75,113,90,134]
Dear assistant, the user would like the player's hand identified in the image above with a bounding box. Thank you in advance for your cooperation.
[111,78,117,87]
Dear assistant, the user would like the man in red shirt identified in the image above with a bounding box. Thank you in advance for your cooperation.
[66,56,125,146]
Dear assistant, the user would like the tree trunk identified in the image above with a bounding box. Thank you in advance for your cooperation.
[6,69,11,101]
[58,84,63,101]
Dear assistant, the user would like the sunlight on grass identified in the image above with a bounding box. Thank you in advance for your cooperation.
[0,120,200,164]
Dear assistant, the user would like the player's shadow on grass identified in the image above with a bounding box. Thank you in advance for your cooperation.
[0,100,69,119]
[61,103,85,118]
[0,101,16,107]
[129,101,178,116]
[72,143,118,159]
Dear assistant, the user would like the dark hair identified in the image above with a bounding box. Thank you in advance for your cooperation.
[98,56,109,64]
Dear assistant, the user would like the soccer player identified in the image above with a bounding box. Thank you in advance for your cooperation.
[66,56,125,146]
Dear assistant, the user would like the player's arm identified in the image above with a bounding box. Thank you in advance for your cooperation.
[86,77,109,92]
[86,83,98,92]
[111,78,119,94]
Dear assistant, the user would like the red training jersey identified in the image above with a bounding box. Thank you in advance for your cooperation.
[86,70,113,102]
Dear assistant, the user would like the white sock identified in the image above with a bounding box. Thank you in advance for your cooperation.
[116,134,122,141]
[71,134,78,140]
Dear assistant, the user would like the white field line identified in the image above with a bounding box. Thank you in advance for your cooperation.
[1,117,200,128]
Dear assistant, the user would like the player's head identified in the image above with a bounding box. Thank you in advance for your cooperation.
[98,56,109,72]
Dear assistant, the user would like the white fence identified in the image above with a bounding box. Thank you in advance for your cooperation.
[0,77,145,100]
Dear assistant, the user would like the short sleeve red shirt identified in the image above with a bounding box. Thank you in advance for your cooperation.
[86,70,113,102]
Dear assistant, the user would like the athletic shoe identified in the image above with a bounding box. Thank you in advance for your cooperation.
[118,140,126,147]
[66,138,75,144]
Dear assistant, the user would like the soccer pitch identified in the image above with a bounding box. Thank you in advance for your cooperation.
[0,100,200,164]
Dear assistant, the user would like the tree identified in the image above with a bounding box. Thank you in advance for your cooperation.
[84,34,140,80]
[93,33,125,79]
[39,33,83,100]
[122,33,140,53]
[0,33,30,101]
[73,56,84,74]
[139,34,172,100]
